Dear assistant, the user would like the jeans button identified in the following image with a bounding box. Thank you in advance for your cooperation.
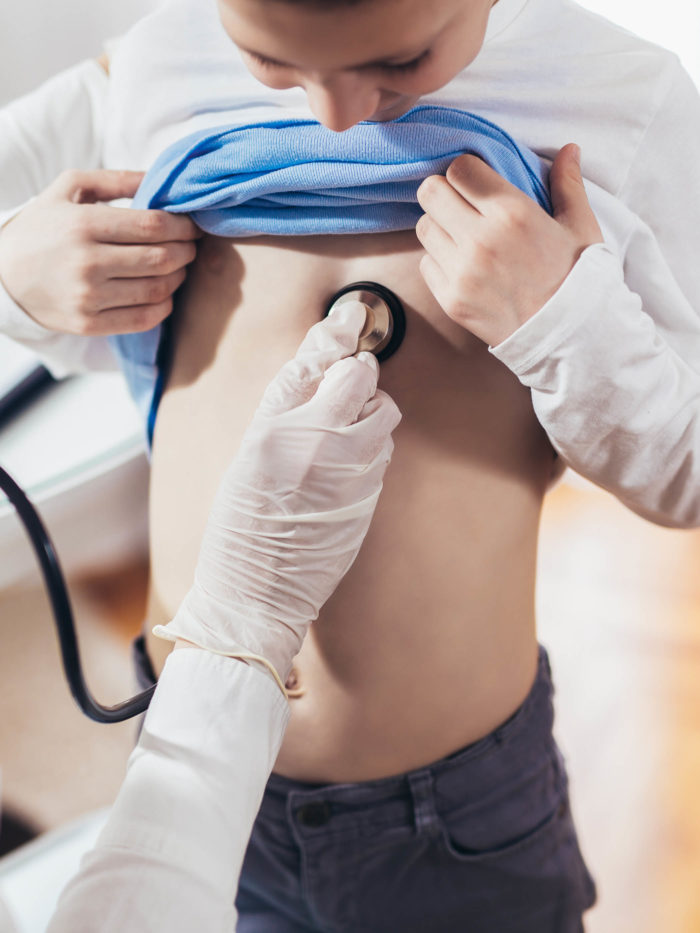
[296,802,332,827]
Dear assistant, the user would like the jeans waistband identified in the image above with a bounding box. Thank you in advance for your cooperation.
[263,645,555,833]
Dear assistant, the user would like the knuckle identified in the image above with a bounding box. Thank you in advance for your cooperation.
[145,246,170,270]
[66,214,93,244]
[77,249,101,281]
[471,235,497,266]
[123,306,154,332]
[147,278,172,303]
[138,212,167,238]
[56,169,82,191]
[502,198,530,230]
[445,295,466,322]
[74,282,97,315]
[455,268,472,296]
[417,174,443,202]
[446,155,469,185]
[143,299,173,326]
[415,213,430,240]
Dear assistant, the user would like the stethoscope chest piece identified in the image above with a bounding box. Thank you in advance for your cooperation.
[325,281,406,362]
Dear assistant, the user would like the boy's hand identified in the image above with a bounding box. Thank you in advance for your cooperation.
[415,143,603,346]
[0,169,201,336]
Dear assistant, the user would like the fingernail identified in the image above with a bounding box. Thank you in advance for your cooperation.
[356,351,378,369]
[572,144,581,165]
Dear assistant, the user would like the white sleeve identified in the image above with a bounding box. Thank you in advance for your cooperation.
[0,59,118,375]
[491,62,700,529]
[47,649,290,933]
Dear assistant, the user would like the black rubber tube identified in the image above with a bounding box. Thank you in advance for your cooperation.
[0,465,155,723]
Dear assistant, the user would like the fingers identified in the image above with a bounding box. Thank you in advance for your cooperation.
[356,388,401,430]
[548,144,603,244]
[51,170,202,244]
[304,353,380,428]
[95,268,188,312]
[53,169,145,204]
[97,240,198,277]
[415,212,459,265]
[313,388,402,468]
[295,300,367,375]
[418,253,452,312]
[444,154,509,211]
[85,299,175,335]
[90,204,202,244]
[417,172,481,248]
[257,302,368,417]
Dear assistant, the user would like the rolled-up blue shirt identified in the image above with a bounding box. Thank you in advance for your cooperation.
[108,105,552,448]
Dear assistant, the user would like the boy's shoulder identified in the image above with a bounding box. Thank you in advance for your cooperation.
[555,0,683,78]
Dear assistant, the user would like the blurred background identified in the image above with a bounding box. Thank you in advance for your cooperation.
[0,1,698,931]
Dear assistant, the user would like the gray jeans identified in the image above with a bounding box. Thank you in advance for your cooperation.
[132,639,596,932]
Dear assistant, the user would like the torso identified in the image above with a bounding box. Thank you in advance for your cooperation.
[146,230,555,782]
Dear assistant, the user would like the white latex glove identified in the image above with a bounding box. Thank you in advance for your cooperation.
[153,301,402,693]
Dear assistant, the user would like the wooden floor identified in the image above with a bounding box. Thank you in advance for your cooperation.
[537,477,700,933]
[1,477,698,931]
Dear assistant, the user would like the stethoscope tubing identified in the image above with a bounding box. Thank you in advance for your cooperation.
[0,464,155,723]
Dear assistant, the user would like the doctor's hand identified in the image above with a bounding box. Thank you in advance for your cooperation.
[415,143,603,347]
[154,302,402,692]
[0,169,200,335]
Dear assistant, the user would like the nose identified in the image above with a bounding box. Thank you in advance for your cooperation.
[304,72,381,132]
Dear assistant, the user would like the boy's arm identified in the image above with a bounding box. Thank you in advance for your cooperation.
[0,55,200,378]
[0,57,118,374]
[490,62,700,529]
[491,233,700,529]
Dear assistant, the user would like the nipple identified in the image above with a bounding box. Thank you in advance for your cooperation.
[325,281,407,362]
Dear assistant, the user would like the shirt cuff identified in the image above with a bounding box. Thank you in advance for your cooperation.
[145,647,290,754]
[489,242,623,374]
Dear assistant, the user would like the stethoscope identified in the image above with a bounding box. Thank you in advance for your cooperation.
[0,282,406,723]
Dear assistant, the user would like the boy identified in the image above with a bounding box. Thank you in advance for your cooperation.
[1,0,699,928]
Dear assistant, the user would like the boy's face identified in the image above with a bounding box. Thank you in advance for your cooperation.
[217,0,497,132]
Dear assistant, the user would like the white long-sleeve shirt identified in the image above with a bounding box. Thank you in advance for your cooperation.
[47,649,289,932]
[1,0,699,527]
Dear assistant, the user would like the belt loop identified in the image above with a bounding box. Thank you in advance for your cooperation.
[407,769,440,839]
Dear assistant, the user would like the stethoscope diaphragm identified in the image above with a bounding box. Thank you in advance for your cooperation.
[325,281,406,362]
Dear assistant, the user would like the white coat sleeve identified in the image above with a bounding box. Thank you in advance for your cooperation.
[491,62,700,529]
[47,649,290,933]
[0,59,118,375]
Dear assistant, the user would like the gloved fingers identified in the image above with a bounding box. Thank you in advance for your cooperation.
[257,357,320,417]
[294,300,367,379]
[302,352,379,428]
[257,301,368,418]
[321,389,401,466]
[356,388,402,433]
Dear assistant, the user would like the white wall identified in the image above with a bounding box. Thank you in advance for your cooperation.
[0,0,159,105]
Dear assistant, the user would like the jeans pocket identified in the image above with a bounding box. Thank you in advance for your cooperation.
[438,776,598,917]
[439,787,569,863]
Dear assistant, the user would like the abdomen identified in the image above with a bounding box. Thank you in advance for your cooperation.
[147,229,555,781]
